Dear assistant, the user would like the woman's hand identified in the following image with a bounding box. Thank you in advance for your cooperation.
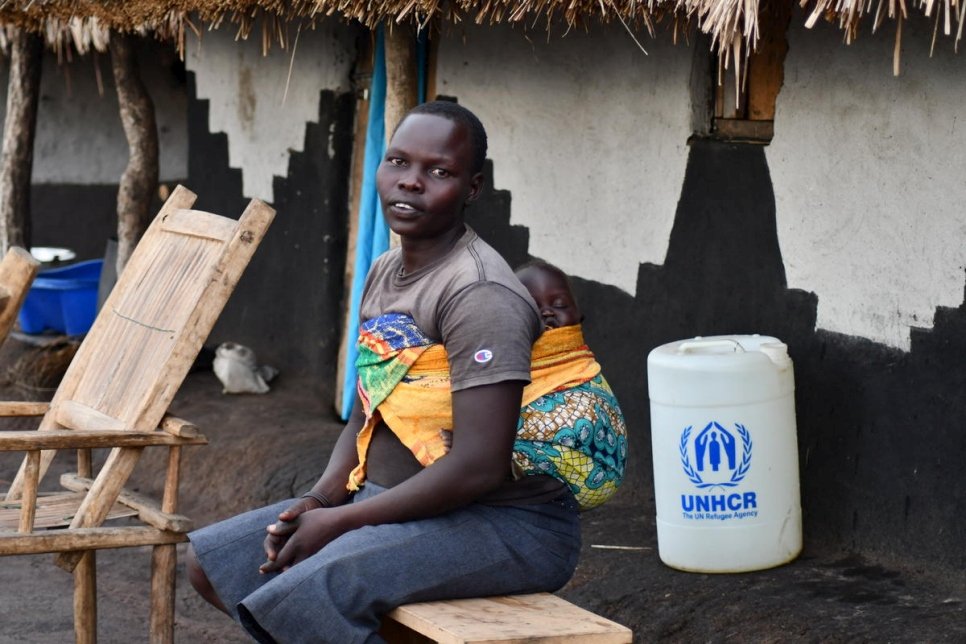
[259,507,348,573]
[261,496,325,570]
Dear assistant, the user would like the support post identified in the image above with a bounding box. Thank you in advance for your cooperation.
[383,23,418,141]
[149,544,176,644]
[111,32,159,275]
[0,28,43,255]
[383,24,418,250]
[74,550,97,644]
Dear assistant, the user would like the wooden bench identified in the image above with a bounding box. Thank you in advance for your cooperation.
[380,593,633,643]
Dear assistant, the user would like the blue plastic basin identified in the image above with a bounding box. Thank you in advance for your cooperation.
[18,259,103,336]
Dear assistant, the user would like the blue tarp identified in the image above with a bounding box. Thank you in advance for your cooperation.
[338,28,428,420]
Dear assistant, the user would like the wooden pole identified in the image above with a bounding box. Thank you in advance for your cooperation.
[74,550,97,644]
[149,545,176,644]
[383,24,419,251]
[110,32,159,276]
[384,23,418,141]
[0,29,43,255]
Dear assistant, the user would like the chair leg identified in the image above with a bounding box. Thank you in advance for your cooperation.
[149,543,177,644]
[74,550,97,644]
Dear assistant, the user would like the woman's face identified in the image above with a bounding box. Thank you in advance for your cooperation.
[376,113,483,241]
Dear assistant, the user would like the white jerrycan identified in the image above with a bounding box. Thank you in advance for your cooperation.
[647,335,802,572]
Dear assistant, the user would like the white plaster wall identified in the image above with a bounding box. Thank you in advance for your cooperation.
[437,23,692,294]
[771,13,966,350]
[0,43,187,183]
[186,23,355,202]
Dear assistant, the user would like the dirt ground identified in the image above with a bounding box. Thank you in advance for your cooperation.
[1,338,964,643]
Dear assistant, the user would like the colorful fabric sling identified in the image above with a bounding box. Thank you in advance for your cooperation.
[349,314,627,510]
[516,326,627,510]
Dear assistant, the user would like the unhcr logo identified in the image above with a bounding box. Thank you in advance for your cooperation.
[679,422,757,520]
[679,422,752,489]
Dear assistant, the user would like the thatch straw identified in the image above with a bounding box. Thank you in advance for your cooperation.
[0,0,960,64]
[0,0,753,58]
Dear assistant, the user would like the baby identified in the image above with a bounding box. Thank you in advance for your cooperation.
[514,259,582,330]
[443,259,627,510]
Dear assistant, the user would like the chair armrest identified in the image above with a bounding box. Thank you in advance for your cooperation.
[159,415,200,438]
[0,401,50,417]
[0,429,207,451]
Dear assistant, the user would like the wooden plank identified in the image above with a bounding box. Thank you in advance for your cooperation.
[0,429,206,451]
[747,0,793,122]
[161,445,181,514]
[77,448,92,478]
[0,491,136,531]
[0,525,185,555]
[0,401,49,416]
[74,550,96,644]
[0,246,39,341]
[161,208,238,242]
[59,474,192,533]
[17,450,38,533]
[55,400,126,431]
[130,195,274,434]
[159,415,199,438]
[149,544,177,644]
[713,118,775,142]
[385,593,633,644]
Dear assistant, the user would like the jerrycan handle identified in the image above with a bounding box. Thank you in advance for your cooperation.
[677,338,745,354]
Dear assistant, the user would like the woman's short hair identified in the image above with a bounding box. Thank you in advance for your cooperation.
[405,100,488,174]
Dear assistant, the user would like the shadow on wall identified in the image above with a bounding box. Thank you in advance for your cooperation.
[471,137,964,573]
[184,71,355,391]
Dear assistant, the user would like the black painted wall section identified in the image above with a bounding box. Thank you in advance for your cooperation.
[22,84,962,571]
[468,137,963,572]
[464,159,530,270]
[29,185,119,261]
[185,73,355,388]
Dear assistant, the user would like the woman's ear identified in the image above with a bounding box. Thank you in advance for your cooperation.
[465,172,484,204]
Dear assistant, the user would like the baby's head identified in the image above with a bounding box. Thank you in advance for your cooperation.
[515,260,582,330]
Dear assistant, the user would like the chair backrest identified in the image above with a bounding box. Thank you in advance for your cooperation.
[5,186,274,541]
[0,247,40,342]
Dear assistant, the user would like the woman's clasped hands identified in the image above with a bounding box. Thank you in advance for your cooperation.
[259,497,348,574]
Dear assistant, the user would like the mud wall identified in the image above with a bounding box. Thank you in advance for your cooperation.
[0,41,187,259]
[439,16,965,572]
[1,14,961,572]
[3,25,361,386]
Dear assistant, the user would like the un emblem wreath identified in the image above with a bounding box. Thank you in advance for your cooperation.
[679,422,752,488]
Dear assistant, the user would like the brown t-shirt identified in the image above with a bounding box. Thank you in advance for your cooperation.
[358,226,566,504]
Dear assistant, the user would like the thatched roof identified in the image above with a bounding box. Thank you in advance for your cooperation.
[0,0,962,59]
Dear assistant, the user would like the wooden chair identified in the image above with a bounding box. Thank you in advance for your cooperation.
[0,246,40,341]
[0,185,274,643]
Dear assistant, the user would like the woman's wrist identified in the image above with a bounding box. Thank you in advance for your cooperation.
[300,490,333,508]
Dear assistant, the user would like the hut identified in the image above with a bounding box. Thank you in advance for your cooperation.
[0,0,963,626]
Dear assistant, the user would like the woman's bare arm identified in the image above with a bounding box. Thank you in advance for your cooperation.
[260,380,522,572]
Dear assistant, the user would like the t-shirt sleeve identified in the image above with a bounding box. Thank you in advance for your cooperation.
[439,281,540,391]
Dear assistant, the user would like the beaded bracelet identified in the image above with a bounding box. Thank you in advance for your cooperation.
[300,491,333,508]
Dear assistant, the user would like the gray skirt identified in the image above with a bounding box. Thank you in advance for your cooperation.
[188,483,581,644]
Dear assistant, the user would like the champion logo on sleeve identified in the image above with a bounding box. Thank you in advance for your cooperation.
[474,349,494,364]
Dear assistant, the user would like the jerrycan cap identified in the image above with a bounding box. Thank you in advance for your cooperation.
[648,334,794,405]
[649,334,790,372]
